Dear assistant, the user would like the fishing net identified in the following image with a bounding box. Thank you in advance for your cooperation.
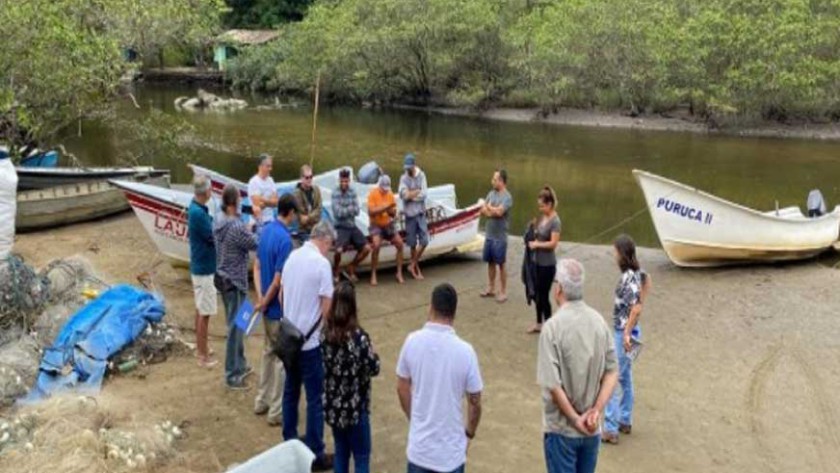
[0,395,189,473]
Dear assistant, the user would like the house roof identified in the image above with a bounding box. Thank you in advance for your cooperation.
[215,29,280,46]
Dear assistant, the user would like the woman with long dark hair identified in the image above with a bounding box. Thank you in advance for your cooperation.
[602,234,650,444]
[526,186,561,333]
[321,281,380,473]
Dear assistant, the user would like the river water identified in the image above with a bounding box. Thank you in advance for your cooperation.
[64,84,840,248]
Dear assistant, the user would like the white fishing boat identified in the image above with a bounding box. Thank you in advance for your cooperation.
[112,168,481,270]
[633,170,840,267]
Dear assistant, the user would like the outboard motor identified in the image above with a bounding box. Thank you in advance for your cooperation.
[357,161,382,185]
[807,189,827,217]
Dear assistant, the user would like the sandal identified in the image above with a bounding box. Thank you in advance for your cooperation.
[479,290,496,298]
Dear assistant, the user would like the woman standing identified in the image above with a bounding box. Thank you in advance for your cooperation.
[321,281,380,473]
[603,234,646,444]
[214,184,259,389]
[526,186,561,333]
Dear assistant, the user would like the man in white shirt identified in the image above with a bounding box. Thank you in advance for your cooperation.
[397,283,483,473]
[248,153,278,225]
[281,221,336,472]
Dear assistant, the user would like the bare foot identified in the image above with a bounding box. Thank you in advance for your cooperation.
[198,358,218,368]
[495,293,508,303]
[396,272,405,284]
[408,264,419,279]
[479,289,496,298]
[370,273,378,286]
[527,323,542,334]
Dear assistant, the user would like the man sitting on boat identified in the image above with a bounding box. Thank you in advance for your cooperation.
[248,154,279,225]
[292,164,323,243]
[331,168,371,282]
[368,175,404,286]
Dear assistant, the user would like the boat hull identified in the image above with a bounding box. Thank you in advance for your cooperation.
[16,174,171,232]
[633,170,840,267]
[16,167,169,191]
[114,180,482,271]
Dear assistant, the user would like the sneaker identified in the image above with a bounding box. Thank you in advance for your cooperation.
[226,381,248,391]
[254,404,269,416]
[311,453,334,472]
[619,424,632,435]
[266,416,282,427]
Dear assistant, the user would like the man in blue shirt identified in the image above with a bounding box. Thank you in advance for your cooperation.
[188,175,217,368]
[254,194,297,426]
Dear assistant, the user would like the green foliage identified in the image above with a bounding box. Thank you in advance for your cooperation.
[224,0,314,27]
[230,0,840,123]
[0,0,225,148]
[225,35,289,92]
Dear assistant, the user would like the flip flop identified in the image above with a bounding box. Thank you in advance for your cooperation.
[479,291,496,298]
[495,295,508,303]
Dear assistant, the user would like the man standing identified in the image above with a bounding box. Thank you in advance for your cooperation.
[399,153,429,280]
[331,168,371,282]
[187,175,217,368]
[253,195,297,425]
[248,153,279,225]
[479,169,513,303]
[367,174,404,286]
[281,221,336,472]
[537,259,619,473]
[397,283,483,473]
[292,164,323,243]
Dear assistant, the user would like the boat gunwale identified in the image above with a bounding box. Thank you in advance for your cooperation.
[632,169,840,226]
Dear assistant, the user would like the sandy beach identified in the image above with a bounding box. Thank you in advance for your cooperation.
[10,212,840,473]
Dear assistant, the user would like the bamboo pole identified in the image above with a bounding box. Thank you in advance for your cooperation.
[309,70,321,167]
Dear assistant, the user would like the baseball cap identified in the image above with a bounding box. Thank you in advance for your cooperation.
[403,153,416,170]
[378,174,391,190]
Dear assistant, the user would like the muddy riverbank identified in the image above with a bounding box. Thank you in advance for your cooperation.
[9,213,840,473]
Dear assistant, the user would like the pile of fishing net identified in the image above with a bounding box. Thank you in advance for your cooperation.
[0,395,191,473]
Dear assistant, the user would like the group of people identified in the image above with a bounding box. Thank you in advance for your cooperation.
[186,152,652,473]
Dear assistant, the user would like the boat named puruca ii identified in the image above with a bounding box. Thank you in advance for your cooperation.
[633,169,840,267]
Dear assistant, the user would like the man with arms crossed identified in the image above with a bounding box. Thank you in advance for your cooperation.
[397,283,483,473]
[399,153,429,280]
[538,259,619,473]
[292,164,322,244]
[248,153,278,225]
[480,169,513,303]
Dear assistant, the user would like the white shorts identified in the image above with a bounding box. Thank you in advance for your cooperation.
[191,274,218,316]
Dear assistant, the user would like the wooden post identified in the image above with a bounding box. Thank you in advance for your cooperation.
[309,70,321,167]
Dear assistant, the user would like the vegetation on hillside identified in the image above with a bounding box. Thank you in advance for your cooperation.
[225,0,840,124]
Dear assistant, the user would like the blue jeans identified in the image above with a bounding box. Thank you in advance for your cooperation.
[332,412,371,473]
[604,328,636,434]
[482,238,507,265]
[407,462,465,473]
[282,348,326,460]
[544,433,600,473]
[221,286,248,386]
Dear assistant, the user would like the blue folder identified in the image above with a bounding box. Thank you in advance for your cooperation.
[233,300,261,335]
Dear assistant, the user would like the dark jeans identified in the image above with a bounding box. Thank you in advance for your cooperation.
[221,285,247,386]
[407,462,465,473]
[282,347,326,460]
[544,433,600,473]
[535,264,556,324]
[332,412,371,473]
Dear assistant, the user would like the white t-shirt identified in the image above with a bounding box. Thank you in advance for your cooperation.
[396,322,484,472]
[247,174,277,224]
[281,242,333,351]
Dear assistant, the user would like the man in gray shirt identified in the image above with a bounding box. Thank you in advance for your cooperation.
[399,153,429,280]
[537,259,618,473]
[480,169,513,303]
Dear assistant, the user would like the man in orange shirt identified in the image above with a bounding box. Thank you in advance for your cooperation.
[368,175,404,286]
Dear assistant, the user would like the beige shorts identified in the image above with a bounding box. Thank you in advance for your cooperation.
[191,274,218,316]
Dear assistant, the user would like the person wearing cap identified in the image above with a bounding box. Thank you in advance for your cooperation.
[398,153,429,280]
[367,174,404,286]
[248,154,279,225]
[332,168,371,282]
[188,174,218,368]
[292,164,323,243]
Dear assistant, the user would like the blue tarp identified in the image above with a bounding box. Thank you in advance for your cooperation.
[25,284,165,402]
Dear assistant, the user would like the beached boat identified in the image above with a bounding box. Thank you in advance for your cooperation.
[16,172,170,232]
[633,169,840,267]
[113,169,482,270]
[16,166,170,191]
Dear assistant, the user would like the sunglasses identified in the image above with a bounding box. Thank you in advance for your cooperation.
[303,175,313,180]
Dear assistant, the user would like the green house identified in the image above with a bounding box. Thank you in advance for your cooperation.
[213,29,281,71]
